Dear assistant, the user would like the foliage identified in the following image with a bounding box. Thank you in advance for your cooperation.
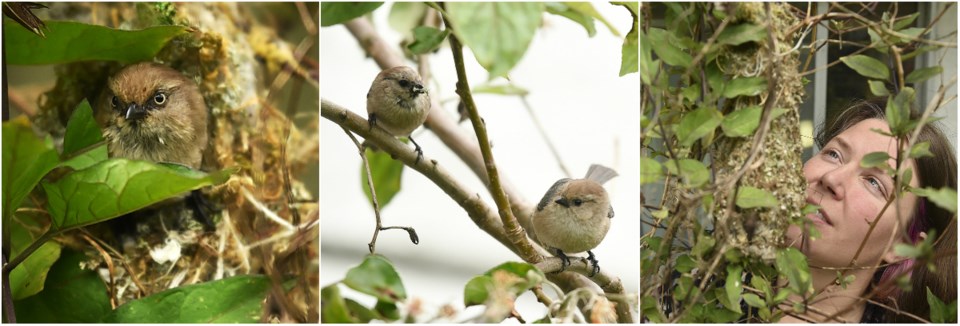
[3,19,186,65]
[641,2,957,323]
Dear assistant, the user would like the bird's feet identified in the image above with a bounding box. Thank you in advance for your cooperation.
[409,136,423,164]
[554,248,571,273]
[188,189,215,231]
[368,113,377,131]
[586,250,600,277]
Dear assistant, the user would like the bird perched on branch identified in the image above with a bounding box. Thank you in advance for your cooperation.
[366,66,431,163]
[97,62,213,231]
[533,164,618,276]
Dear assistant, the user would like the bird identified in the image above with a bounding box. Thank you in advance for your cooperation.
[366,66,431,163]
[533,164,618,276]
[97,62,212,230]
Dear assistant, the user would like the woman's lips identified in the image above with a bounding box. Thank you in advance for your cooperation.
[806,197,833,226]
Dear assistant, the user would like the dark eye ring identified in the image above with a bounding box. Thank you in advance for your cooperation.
[153,93,166,105]
[111,96,119,108]
[398,79,410,87]
[573,199,583,206]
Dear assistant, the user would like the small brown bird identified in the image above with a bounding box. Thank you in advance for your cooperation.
[98,62,212,230]
[366,66,431,163]
[98,62,208,169]
[533,164,618,276]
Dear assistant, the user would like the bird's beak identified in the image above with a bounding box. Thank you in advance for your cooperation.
[124,104,147,121]
[412,83,426,94]
[554,198,570,208]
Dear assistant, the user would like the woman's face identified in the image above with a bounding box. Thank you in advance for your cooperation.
[787,118,920,268]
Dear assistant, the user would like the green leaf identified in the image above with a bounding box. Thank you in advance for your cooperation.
[320,2,384,27]
[565,2,621,36]
[840,55,890,80]
[321,284,356,323]
[13,250,111,323]
[473,83,530,96]
[482,261,544,292]
[716,23,766,46]
[407,26,450,54]
[446,2,544,79]
[638,30,655,84]
[887,88,916,134]
[61,145,108,170]
[691,234,716,258]
[10,240,61,300]
[675,254,697,273]
[743,293,765,308]
[344,255,407,303]
[104,275,269,322]
[545,2,597,37]
[62,100,104,157]
[912,187,958,213]
[860,151,891,169]
[723,77,767,98]
[640,157,663,185]
[735,186,778,209]
[619,9,638,76]
[4,20,186,65]
[776,248,812,296]
[894,12,919,30]
[724,264,743,314]
[362,148,404,209]
[387,2,427,39]
[343,298,377,322]
[463,275,492,306]
[646,28,692,68]
[905,66,943,84]
[721,105,762,137]
[926,287,957,323]
[41,159,237,231]
[677,107,723,147]
[868,80,889,96]
[374,300,401,321]
[3,117,58,242]
[673,159,709,187]
[909,141,933,159]
[673,275,694,301]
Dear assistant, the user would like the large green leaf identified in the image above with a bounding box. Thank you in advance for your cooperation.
[676,107,723,147]
[716,23,766,46]
[9,238,61,300]
[41,159,236,231]
[343,255,407,303]
[723,264,743,314]
[446,2,544,78]
[2,117,58,242]
[618,3,639,76]
[640,157,663,185]
[646,28,691,68]
[776,248,812,296]
[61,100,104,157]
[104,275,270,322]
[721,105,762,137]
[13,250,111,323]
[840,55,890,80]
[4,19,186,65]
[927,287,958,323]
[663,159,709,188]
[362,148,404,209]
[464,262,544,307]
[320,2,384,27]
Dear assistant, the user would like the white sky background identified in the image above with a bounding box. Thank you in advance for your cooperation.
[320,2,639,322]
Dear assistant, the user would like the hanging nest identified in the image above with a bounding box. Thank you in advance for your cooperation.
[709,2,807,261]
[28,2,318,321]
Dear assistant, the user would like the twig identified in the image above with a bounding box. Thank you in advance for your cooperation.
[338,125,387,253]
[2,254,15,323]
[81,234,117,308]
[519,94,572,178]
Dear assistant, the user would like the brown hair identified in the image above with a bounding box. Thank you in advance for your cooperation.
[815,98,957,323]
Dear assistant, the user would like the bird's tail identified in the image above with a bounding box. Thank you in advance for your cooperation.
[584,164,618,185]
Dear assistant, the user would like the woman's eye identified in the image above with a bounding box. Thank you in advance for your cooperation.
[823,149,841,161]
[866,177,885,194]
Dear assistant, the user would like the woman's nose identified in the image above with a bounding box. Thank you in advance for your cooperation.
[819,163,849,200]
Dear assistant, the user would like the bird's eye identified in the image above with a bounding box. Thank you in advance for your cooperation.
[398,79,410,87]
[573,199,583,206]
[153,93,166,105]
[111,96,119,108]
